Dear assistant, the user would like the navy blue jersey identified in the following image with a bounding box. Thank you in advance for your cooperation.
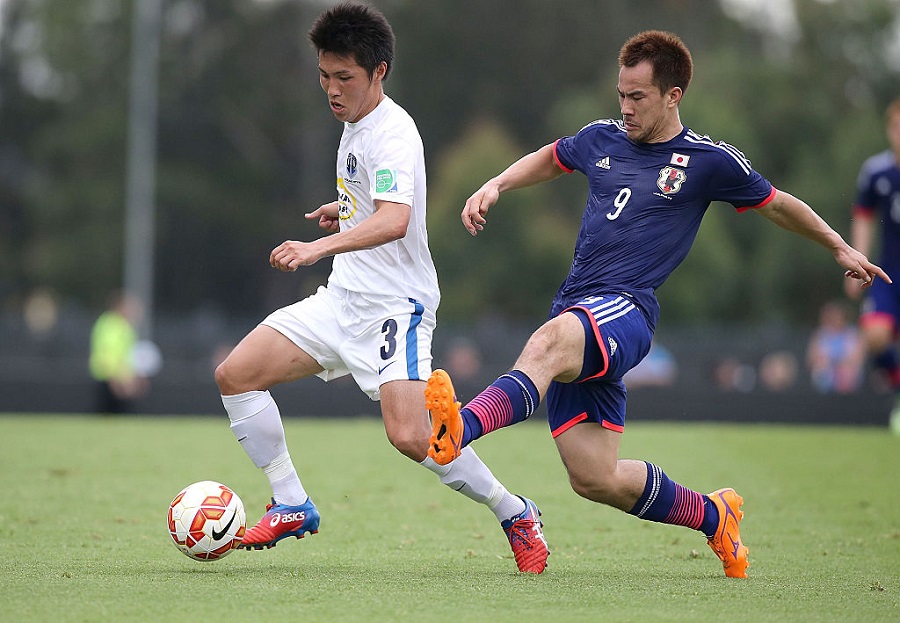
[551,119,775,330]
[853,150,900,273]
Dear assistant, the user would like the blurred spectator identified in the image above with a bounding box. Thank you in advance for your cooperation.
[624,341,676,388]
[714,357,756,392]
[806,300,864,393]
[444,337,482,382]
[89,292,148,414]
[23,288,59,338]
[758,350,798,392]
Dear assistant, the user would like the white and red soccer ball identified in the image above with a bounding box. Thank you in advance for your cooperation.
[167,481,246,561]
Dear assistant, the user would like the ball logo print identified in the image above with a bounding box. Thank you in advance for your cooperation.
[167,481,246,561]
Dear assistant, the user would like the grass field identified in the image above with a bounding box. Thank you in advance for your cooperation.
[1,414,897,622]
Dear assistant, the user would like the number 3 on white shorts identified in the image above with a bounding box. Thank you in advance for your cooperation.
[380,318,398,359]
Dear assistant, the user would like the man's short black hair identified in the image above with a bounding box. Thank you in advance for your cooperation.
[308,2,395,80]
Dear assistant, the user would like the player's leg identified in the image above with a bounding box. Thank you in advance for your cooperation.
[215,291,345,549]
[551,297,748,577]
[858,280,900,431]
[216,323,321,497]
[369,298,549,573]
[426,311,584,465]
[860,315,898,384]
[381,382,549,573]
[553,421,748,578]
[382,380,525,518]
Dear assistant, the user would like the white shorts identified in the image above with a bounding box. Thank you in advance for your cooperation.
[261,284,436,401]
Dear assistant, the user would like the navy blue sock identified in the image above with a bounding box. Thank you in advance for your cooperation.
[629,462,713,533]
[460,370,540,446]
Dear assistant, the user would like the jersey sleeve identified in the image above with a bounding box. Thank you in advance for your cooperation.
[368,131,417,207]
[708,141,774,211]
[553,136,579,173]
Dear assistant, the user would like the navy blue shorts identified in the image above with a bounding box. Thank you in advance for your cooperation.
[861,277,900,333]
[547,294,653,437]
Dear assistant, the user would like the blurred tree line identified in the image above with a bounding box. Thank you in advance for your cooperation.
[0,0,897,331]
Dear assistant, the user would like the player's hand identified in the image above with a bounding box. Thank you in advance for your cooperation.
[306,202,340,233]
[270,240,322,271]
[462,183,500,236]
[838,247,891,292]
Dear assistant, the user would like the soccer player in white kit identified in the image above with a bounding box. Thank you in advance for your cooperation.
[214,2,549,573]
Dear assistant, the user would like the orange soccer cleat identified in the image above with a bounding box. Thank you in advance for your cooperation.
[425,369,464,466]
[706,488,749,578]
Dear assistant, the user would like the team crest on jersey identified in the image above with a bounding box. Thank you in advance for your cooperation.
[657,166,687,194]
[346,153,358,179]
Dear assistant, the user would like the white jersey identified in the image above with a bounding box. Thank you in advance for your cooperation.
[329,96,440,311]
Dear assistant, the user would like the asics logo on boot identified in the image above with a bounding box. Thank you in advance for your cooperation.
[269,510,306,527]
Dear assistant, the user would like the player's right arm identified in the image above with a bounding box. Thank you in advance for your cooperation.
[462,142,565,236]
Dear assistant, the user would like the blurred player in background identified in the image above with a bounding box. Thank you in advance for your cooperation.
[425,30,889,579]
[89,291,147,414]
[845,97,900,432]
[214,2,548,572]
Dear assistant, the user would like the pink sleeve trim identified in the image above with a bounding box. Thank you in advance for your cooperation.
[552,139,575,174]
[736,185,777,213]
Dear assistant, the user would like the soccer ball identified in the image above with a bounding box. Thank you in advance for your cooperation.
[167,480,246,561]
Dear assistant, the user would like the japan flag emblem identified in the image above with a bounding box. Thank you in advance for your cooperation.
[670,153,690,166]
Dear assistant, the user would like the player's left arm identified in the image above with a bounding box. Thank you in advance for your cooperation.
[754,189,891,289]
[270,200,410,272]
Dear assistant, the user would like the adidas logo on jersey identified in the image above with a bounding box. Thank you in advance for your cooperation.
[595,156,611,170]
[608,336,618,356]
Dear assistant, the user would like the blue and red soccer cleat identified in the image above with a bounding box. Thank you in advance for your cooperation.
[502,496,549,574]
[239,497,320,550]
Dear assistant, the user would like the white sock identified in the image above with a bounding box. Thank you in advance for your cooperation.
[264,451,308,506]
[222,390,307,506]
[420,447,526,522]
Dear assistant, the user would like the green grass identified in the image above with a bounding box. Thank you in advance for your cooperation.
[0,415,897,622]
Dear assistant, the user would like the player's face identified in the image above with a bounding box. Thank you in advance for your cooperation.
[318,51,386,123]
[617,61,681,144]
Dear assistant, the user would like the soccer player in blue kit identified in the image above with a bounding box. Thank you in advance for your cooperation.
[845,97,900,432]
[425,30,889,578]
